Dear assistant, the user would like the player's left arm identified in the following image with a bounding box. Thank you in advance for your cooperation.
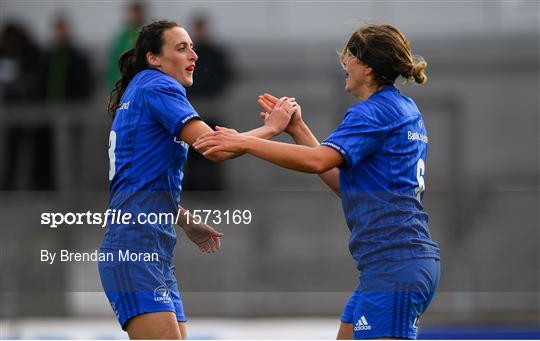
[258,93,340,195]
[176,206,223,253]
[194,130,344,174]
[181,97,297,161]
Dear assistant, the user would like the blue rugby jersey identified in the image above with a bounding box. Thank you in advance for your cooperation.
[102,68,200,260]
[322,85,440,269]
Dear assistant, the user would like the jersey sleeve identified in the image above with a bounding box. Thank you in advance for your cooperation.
[321,110,387,168]
[143,85,201,137]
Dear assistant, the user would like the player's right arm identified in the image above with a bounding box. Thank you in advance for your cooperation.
[180,97,297,162]
[144,83,296,162]
[258,94,340,195]
[180,120,232,161]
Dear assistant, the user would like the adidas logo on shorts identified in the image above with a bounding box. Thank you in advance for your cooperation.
[354,315,372,331]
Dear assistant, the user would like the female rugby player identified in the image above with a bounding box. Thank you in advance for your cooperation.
[194,24,441,340]
[99,20,296,339]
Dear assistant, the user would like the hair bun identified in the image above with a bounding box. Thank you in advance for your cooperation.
[411,55,427,84]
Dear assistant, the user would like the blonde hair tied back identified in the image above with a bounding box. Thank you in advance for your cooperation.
[402,54,427,85]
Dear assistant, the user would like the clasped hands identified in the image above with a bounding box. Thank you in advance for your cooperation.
[193,93,302,157]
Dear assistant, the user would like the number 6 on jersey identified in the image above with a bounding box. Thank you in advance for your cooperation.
[415,158,425,201]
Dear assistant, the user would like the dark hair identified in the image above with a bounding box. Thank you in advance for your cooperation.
[108,20,181,118]
[340,24,427,86]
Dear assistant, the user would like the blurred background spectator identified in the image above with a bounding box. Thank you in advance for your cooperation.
[0,14,94,191]
[188,14,232,99]
[0,23,49,190]
[42,15,94,189]
[0,23,42,102]
[106,2,145,90]
[42,16,93,102]
[183,14,233,191]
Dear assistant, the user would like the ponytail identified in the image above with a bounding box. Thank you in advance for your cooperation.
[411,55,428,85]
[108,48,141,117]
